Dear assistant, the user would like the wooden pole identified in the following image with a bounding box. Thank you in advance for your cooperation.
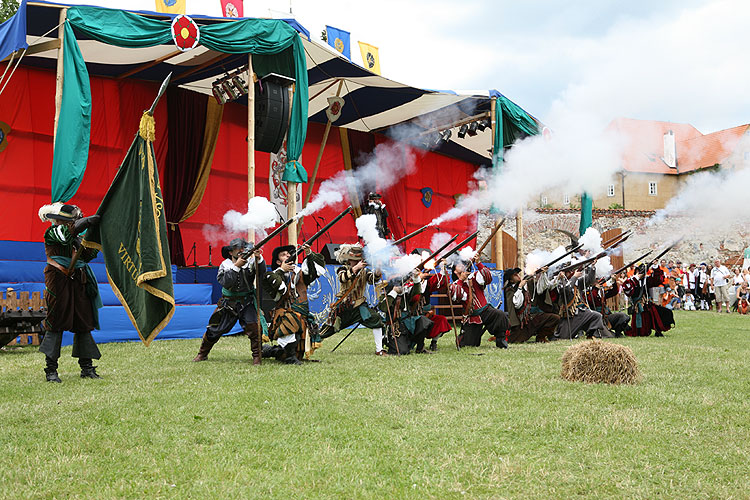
[297,81,344,238]
[287,86,298,247]
[52,8,68,151]
[339,127,362,218]
[490,98,504,269]
[516,209,524,270]
[303,80,343,208]
[247,53,255,244]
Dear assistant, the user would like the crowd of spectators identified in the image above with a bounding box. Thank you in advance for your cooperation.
[630,259,750,314]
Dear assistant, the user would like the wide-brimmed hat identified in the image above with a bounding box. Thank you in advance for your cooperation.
[38,203,82,223]
[229,238,250,251]
[368,192,382,200]
[271,245,296,270]
[503,267,522,284]
[335,243,364,263]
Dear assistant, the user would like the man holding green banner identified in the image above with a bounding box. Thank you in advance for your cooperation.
[83,112,175,346]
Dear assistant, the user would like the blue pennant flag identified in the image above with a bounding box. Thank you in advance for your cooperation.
[0,0,28,62]
[325,25,350,60]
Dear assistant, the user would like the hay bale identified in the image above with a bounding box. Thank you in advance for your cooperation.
[561,340,640,384]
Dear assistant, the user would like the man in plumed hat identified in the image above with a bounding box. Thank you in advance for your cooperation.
[503,267,560,343]
[322,243,387,356]
[37,203,102,382]
[261,243,327,364]
[193,238,265,364]
[362,192,390,239]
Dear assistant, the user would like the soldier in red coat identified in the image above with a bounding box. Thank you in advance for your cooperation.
[621,264,674,337]
[449,255,509,348]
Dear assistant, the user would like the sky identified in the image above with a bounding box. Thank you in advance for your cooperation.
[49,0,750,133]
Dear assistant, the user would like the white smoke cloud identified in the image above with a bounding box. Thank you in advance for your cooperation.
[525,246,566,275]
[430,232,453,251]
[355,214,420,278]
[299,139,417,218]
[222,196,279,233]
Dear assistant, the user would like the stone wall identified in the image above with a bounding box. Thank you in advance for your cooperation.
[477,208,749,268]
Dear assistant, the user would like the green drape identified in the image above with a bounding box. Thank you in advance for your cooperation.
[492,94,540,168]
[50,21,91,203]
[579,192,593,236]
[52,6,309,201]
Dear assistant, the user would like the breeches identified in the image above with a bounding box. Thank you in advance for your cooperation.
[39,330,100,360]
[205,297,258,341]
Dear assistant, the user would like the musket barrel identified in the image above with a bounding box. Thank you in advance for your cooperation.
[434,230,479,266]
[392,223,431,247]
[289,206,352,260]
[416,234,459,270]
[248,217,295,253]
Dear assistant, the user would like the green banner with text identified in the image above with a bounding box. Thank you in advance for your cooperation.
[84,113,174,345]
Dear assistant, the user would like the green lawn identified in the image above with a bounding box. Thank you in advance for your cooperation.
[2,311,750,499]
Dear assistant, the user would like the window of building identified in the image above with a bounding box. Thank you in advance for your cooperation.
[607,184,615,197]
[744,151,750,160]
[648,182,658,196]
[563,194,570,205]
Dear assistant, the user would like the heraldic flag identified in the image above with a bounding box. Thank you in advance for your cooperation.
[325,25,351,60]
[84,112,175,346]
[155,0,186,15]
[358,41,380,75]
[220,0,244,17]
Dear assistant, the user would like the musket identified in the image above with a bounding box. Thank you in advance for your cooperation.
[392,222,432,247]
[433,231,480,267]
[415,234,459,270]
[555,251,608,275]
[240,217,295,258]
[522,242,584,279]
[601,230,632,249]
[287,206,352,261]
[555,233,634,276]
[475,217,506,256]
[645,238,684,268]
[610,250,653,276]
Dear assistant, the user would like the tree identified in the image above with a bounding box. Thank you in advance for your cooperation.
[1,0,19,24]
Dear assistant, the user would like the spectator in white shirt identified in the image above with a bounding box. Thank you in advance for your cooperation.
[711,259,732,313]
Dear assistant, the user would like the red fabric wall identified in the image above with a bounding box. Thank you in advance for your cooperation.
[0,65,477,265]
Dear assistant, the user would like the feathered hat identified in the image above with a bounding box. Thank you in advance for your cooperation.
[38,203,82,223]
[334,243,364,264]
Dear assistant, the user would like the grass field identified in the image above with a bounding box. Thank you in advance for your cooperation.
[2,311,750,499]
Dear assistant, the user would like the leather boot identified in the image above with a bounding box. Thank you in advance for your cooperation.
[79,358,101,379]
[429,338,438,351]
[193,334,218,362]
[282,342,302,365]
[246,323,262,365]
[44,356,61,383]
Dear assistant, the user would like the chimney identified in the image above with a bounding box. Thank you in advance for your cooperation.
[663,130,677,169]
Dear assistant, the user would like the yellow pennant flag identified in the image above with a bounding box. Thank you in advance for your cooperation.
[358,41,381,75]
[155,0,186,14]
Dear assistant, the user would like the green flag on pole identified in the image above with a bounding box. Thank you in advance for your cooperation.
[83,112,175,345]
[579,192,593,236]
